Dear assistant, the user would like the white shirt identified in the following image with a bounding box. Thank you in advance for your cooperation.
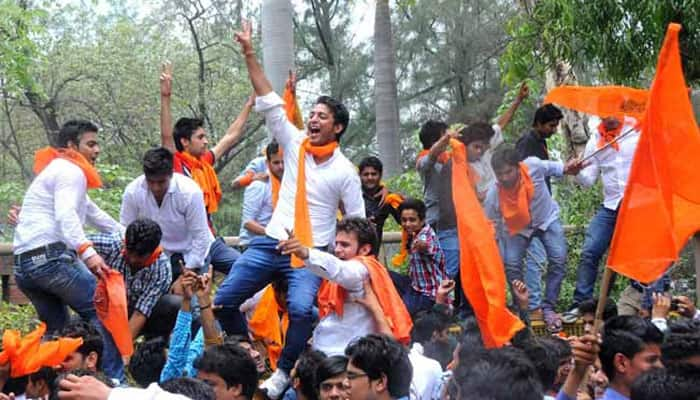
[255,92,365,246]
[408,343,444,400]
[238,178,274,246]
[576,117,640,210]
[304,249,377,356]
[109,383,190,400]
[120,173,214,269]
[471,124,504,199]
[14,158,122,260]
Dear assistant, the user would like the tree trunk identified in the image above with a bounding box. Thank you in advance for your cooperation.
[262,0,295,95]
[374,0,401,177]
[545,61,590,157]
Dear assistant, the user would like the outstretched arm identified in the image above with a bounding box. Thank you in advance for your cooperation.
[235,21,273,97]
[160,62,176,153]
[496,82,529,131]
[211,95,255,160]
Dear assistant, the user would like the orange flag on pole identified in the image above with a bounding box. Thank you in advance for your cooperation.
[544,85,648,120]
[450,139,524,347]
[607,23,700,283]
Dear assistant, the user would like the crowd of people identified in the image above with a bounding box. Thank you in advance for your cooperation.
[2,21,700,400]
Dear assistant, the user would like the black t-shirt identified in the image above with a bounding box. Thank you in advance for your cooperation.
[436,161,457,231]
[362,187,400,247]
[515,130,551,192]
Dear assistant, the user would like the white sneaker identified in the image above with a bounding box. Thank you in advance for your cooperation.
[260,368,290,399]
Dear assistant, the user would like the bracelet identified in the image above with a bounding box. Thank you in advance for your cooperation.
[199,303,212,311]
[205,335,224,346]
[244,50,255,57]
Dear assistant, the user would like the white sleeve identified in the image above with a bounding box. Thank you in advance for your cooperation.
[120,183,138,227]
[340,170,365,218]
[531,158,564,178]
[303,249,368,292]
[255,91,303,149]
[54,168,95,260]
[490,124,504,148]
[108,383,190,400]
[85,196,124,234]
[182,191,212,269]
[576,134,600,187]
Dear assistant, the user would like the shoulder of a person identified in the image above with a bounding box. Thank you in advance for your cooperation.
[50,158,84,177]
[247,179,268,192]
[172,173,203,194]
[124,175,146,193]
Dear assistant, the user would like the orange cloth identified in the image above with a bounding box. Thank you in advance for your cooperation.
[271,175,281,209]
[451,140,524,347]
[121,243,163,267]
[291,138,338,267]
[95,270,133,357]
[384,193,404,209]
[544,85,649,120]
[238,170,255,187]
[391,229,409,267]
[597,121,624,151]
[283,80,304,130]
[33,147,102,189]
[416,150,450,168]
[0,323,83,377]
[317,255,413,345]
[175,151,222,214]
[248,285,289,370]
[498,163,534,236]
[607,23,700,283]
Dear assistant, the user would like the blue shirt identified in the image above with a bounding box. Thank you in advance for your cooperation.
[159,310,205,382]
[485,156,563,238]
[238,179,274,246]
[556,387,627,400]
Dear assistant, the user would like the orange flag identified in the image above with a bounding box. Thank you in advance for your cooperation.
[607,23,700,283]
[248,285,288,370]
[0,323,83,377]
[94,271,134,357]
[450,139,524,347]
[544,85,648,120]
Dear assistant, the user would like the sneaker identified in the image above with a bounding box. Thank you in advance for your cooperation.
[561,307,580,324]
[260,368,290,400]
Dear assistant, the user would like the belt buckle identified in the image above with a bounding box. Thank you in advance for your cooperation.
[30,253,48,265]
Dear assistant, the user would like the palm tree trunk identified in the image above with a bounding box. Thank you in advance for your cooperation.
[262,0,295,95]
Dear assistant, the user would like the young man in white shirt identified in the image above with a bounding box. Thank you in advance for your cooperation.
[213,22,364,399]
[13,120,124,380]
[120,147,214,280]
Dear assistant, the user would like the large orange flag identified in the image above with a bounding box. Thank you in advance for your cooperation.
[450,139,524,347]
[544,86,648,120]
[607,23,700,283]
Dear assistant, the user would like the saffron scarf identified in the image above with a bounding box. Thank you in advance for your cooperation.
[498,163,534,236]
[33,147,102,189]
[0,323,83,377]
[248,285,289,370]
[291,138,338,267]
[416,150,450,168]
[176,151,222,214]
[597,120,623,151]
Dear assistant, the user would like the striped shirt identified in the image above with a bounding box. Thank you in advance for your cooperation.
[89,232,172,317]
[408,224,447,298]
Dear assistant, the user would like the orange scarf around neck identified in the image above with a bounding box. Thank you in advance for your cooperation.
[498,163,534,235]
[291,137,338,267]
[121,243,163,267]
[597,120,624,151]
[271,174,281,209]
[416,150,450,168]
[391,230,410,267]
[317,255,413,344]
[33,147,102,189]
[176,151,222,214]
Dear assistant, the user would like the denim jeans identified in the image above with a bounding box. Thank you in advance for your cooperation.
[572,206,618,306]
[213,236,321,373]
[208,236,240,275]
[403,287,435,316]
[14,246,124,381]
[437,228,473,316]
[501,220,568,312]
[524,238,546,311]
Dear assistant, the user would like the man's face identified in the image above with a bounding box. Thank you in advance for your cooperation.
[70,131,100,165]
[400,209,424,236]
[59,351,95,374]
[307,103,342,146]
[334,231,361,261]
[533,120,560,138]
[466,139,490,162]
[319,373,350,400]
[146,173,172,202]
[495,164,520,189]
[555,356,573,387]
[618,343,663,387]
[345,360,377,400]
[360,167,381,191]
[123,250,152,269]
[267,153,284,180]
[602,117,621,131]
[582,312,595,334]
[238,341,266,374]
[182,127,209,157]
[25,376,49,399]
[198,371,236,400]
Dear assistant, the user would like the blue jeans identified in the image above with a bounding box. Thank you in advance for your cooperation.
[14,246,124,381]
[208,237,240,275]
[213,236,321,373]
[437,228,473,316]
[403,288,435,316]
[524,238,546,311]
[501,220,568,312]
[572,206,618,306]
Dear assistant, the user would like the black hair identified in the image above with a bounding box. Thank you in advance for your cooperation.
[194,343,258,399]
[662,319,700,366]
[419,120,448,150]
[335,217,378,256]
[520,339,561,392]
[128,337,167,388]
[60,321,104,371]
[452,347,543,400]
[161,377,216,400]
[397,197,427,221]
[345,334,412,398]
[295,350,326,400]
[315,96,350,141]
[533,104,563,126]
[143,147,174,177]
[458,121,495,145]
[173,118,205,152]
[125,218,162,257]
[50,369,114,400]
[29,366,58,387]
[358,156,383,176]
[411,310,450,345]
[538,337,572,361]
[578,298,619,322]
[600,316,664,381]
[491,144,521,171]
[630,364,700,400]
[223,334,253,347]
[265,140,281,161]
[57,120,99,148]
[315,355,348,391]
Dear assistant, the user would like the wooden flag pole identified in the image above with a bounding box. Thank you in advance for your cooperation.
[592,267,616,335]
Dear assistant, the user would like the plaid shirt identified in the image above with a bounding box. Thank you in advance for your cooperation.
[408,224,446,298]
[89,232,172,318]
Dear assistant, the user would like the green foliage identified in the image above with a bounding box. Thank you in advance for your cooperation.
[0,1,47,96]
[0,303,38,334]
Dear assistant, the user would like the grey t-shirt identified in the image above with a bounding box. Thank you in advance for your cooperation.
[417,155,444,227]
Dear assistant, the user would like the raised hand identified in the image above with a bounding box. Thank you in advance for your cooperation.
[517,82,530,101]
[511,279,530,311]
[277,229,309,260]
[7,205,20,227]
[436,279,455,305]
[563,158,586,175]
[651,292,671,320]
[160,62,172,97]
[673,295,697,318]
[234,20,253,55]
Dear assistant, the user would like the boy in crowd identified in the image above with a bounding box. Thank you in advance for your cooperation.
[358,156,400,247]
